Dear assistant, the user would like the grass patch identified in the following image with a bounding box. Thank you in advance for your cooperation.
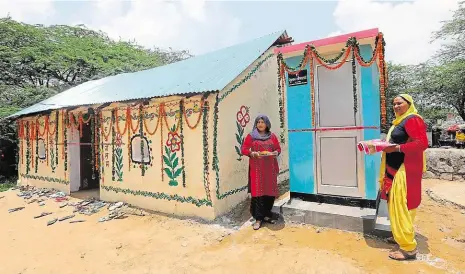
[0,176,17,192]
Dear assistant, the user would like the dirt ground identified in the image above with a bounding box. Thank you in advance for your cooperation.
[1,179,465,274]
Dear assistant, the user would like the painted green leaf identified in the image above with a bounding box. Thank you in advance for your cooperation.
[235,133,242,144]
[173,157,178,168]
[164,168,173,179]
[235,146,241,156]
[169,180,178,186]
[236,121,242,134]
[171,125,175,132]
[163,155,172,168]
[170,153,176,162]
[164,146,170,156]
[174,167,183,178]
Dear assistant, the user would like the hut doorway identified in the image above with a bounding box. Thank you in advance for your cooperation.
[68,116,100,197]
[79,120,100,191]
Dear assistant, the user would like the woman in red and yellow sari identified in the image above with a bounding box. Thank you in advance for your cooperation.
[241,115,281,230]
[380,94,428,260]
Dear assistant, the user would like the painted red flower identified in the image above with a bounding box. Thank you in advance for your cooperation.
[115,134,123,147]
[236,106,250,127]
[166,132,181,152]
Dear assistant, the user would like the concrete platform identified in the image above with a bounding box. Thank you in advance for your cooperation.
[273,197,389,234]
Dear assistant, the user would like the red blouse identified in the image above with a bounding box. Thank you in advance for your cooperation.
[241,133,281,197]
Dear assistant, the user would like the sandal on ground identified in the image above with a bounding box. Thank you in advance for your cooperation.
[389,249,417,261]
[253,220,262,230]
[263,217,277,224]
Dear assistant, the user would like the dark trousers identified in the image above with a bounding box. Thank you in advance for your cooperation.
[250,196,275,221]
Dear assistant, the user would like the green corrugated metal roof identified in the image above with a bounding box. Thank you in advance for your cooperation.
[10,31,284,118]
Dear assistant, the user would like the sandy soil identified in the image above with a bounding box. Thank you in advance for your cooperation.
[1,179,465,274]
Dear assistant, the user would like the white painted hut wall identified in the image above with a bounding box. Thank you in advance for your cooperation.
[214,48,289,216]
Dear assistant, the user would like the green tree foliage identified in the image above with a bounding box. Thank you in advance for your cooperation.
[0,17,191,144]
[432,1,465,62]
[0,17,191,88]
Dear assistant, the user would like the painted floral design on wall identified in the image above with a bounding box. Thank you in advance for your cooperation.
[114,133,124,182]
[166,131,181,152]
[164,125,184,186]
[234,105,250,161]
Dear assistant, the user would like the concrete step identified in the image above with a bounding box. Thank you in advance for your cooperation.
[374,198,391,233]
[273,197,377,233]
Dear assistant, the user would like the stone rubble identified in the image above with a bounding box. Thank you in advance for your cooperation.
[8,186,143,224]
[425,148,465,181]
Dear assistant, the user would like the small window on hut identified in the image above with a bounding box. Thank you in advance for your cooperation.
[131,135,151,164]
[38,139,46,160]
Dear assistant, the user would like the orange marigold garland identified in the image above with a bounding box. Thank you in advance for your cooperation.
[143,105,160,135]
[378,33,387,125]
[115,107,129,136]
[129,106,140,134]
[183,98,203,130]
[162,104,181,133]
[278,32,387,127]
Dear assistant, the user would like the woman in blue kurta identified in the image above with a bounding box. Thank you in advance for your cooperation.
[241,115,281,230]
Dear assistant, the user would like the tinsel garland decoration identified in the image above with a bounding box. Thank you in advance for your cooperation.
[49,112,59,173]
[25,121,31,174]
[90,112,95,178]
[20,174,70,185]
[160,103,165,182]
[101,185,212,207]
[111,109,116,181]
[30,120,34,170]
[61,111,66,159]
[64,111,68,179]
[179,100,186,188]
[218,52,275,103]
[34,120,39,173]
[139,104,146,176]
[94,113,99,172]
[212,94,223,199]
[55,111,59,171]
[278,33,387,126]
[309,55,316,128]
[127,118,131,173]
[18,120,24,165]
[351,49,358,114]
[276,55,286,144]
[202,95,212,202]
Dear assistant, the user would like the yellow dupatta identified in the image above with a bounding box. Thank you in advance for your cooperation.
[378,94,427,187]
